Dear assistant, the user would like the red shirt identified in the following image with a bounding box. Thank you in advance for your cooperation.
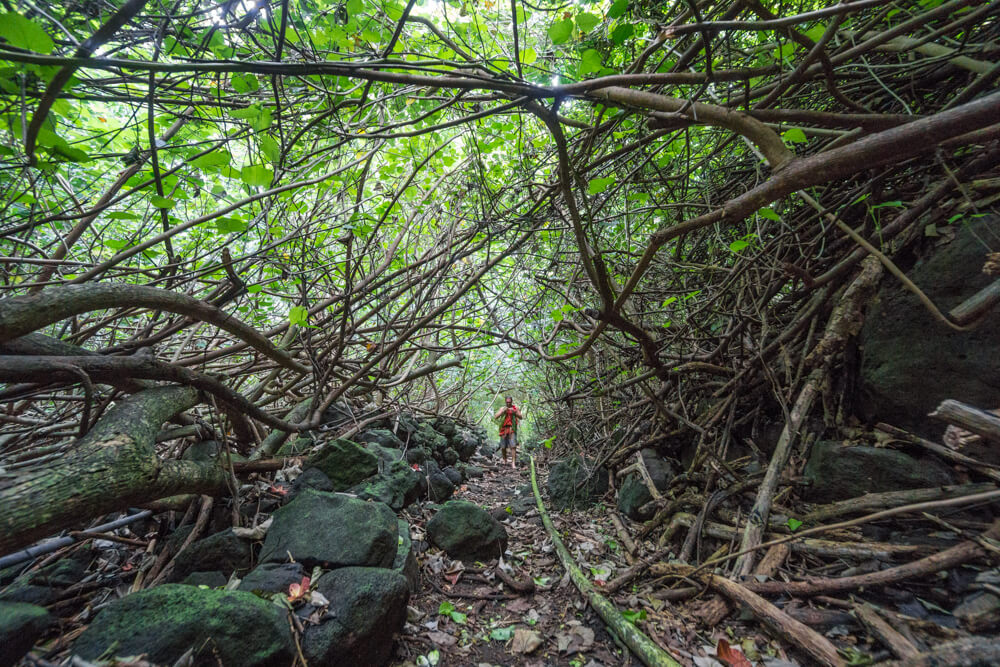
[499,406,519,436]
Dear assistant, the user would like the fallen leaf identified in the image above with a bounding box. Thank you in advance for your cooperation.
[511,628,542,654]
[287,576,311,602]
[427,630,457,647]
[444,571,462,586]
[556,625,595,653]
[716,638,753,667]
[506,598,533,613]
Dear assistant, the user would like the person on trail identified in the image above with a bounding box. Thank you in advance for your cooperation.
[494,396,523,469]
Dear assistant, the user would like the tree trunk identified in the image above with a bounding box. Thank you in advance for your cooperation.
[0,385,229,554]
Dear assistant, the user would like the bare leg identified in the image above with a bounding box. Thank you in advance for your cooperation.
[511,446,517,469]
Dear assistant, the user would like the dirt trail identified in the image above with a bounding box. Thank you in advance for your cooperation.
[395,462,664,667]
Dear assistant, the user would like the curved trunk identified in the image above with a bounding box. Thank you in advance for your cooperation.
[0,386,229,554]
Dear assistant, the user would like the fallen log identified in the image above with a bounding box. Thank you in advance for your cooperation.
[529,456,682,667]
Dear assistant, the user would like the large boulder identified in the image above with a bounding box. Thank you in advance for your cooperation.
[72,585,294,667]
[803,440,955,502]
[303,567,409,666]
[617,450,677,520]
[548,456,609,510]
[168,528,252,583]
[0,601,52,666]
[307,438,378,490]
[861,215,1000,435]
[259,490,397,568]
[357,429,404,450]
[357,459,424,511]
[426,500,508,561]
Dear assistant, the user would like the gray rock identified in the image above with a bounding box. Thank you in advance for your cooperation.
[456,462,484,479]
[238,563,306,594]
[455,431,479,461]
[412,422,447,452]
[0,601,52,667]
[357,459,424,511]
[548,456,609,510]
[168,528,252,583]
[442,447,459,466]
[356,428,404,449]
[306,438,378,491]
[303,567,409,666]
[428,471,455,502]
[288,467,335,500]
[617,450,677,520]
[803,440,954,502]
[393,519,419,593]
[405,447,429,465]
[861,215,1000,435]
[72,585,293,667]
[442,466,463,486]
[426,500,508,561]
[0,583,57,606]
[259,489,397,568]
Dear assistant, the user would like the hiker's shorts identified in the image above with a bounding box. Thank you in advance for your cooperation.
[500,432,517,450]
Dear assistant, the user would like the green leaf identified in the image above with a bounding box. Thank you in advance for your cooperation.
[241,165,273,187]
[490,626,515,641]
[247,284,264,293]
[728,240,750,253]
[437,600,455,615]
[191,150,232,171]
[622,609,647,624]
[151,195,175,209]
[260,135,281,163]
[611,23,634,45]
[548,18,574,44]
[576,12,600,33]
[758,207,781,221]
[215,216,247,233]
[608,0,629,19]
[106,211,139,220]
[105,239,130,250]
[0,13,54,53]
[804,23,826,43]
[231,73,260,93]
[289,305,309,327]
[579,48,603,75]
[519,47,537,65]
[781,127,808,144]
[346,0,364,17]
[587,176,615,194]
[787,518,803,532]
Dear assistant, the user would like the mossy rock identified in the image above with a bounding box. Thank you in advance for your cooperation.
[306,438,379,491]
[357,459,423,511]
[393,519,420,593]
[303,567,409,666]
[616,450,676,520]
[276,434,314,457]
[456,462,484,479]
[426,500,508,561]
[405,447,429,465]
[259,489,397,568]
[168,528,252,583]
[288,467,334,500]
[357,429,404,450]
[412,422,447,452]
[238,563,306,594]
[804,441,955,502]
[72,585,293,667]
[548,455,609,510]
[181,440,246,464]
[0,601,52,666]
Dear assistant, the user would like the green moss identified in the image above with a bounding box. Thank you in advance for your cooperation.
[72,585,293,666]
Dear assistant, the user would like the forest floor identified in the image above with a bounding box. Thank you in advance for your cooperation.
[395,461,747,667]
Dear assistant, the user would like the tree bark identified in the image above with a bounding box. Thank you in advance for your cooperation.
[0,386,229,554]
